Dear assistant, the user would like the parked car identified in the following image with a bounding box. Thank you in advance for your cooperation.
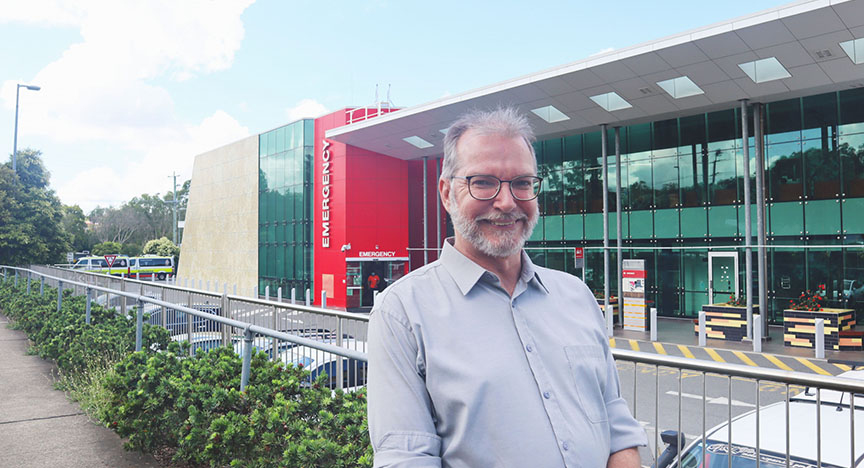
[279,338,368,389]
[654,370,864,467]
[844,279,864,302]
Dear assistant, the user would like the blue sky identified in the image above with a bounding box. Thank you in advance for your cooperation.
[1,0,789,212]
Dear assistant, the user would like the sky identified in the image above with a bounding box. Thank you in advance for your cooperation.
[1,0,792,213]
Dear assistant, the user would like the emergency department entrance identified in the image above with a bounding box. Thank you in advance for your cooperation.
[345,259,408,310]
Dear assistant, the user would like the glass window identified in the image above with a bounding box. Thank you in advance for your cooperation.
[626,157,652,210]
[563,134,582,163]
[839,88,864,134]
[653,118,678,150]
[627,123,651,154]
[679,115,706,147]
[584,156,604,213]
[802,92,837,141]
[563,160,584,213]
[653,155,679,209]
[766,98,802,144]
[840,133,864,197]
[803,137,840,200]
[275,127,286,154]
[678,144,706,207]
[707,109,737,146]
[708,148,738,205]
[542,169,563,215]
[766,141,803,201]
[541,139,563,173]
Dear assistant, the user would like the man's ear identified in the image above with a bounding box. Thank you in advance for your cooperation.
[439,177,453,214]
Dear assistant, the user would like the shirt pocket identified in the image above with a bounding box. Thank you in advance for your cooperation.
[563,344,608,424]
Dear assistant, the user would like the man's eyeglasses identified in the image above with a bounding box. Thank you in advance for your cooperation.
[452,175,543,201]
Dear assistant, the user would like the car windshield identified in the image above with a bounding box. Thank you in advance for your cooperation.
[676,440,842,468]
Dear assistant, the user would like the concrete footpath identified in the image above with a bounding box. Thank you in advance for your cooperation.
[0,312,158,468]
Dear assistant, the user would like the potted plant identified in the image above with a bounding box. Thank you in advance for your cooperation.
[783,284,855,349]
[696,294,755,341]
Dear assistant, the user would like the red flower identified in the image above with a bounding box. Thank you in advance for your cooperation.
[819,284,826,290]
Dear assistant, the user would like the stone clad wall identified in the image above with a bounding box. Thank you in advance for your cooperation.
[178,135,258,293]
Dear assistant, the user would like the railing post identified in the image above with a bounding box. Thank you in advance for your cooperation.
[271,304,279,362]
[85,287,92,324]
[221,294,230,347]
[120,279,126,316]
[815,318,825,359]
[335,318,344,390]
[135,298,143,352]
[57,281,63,312]
[753,314,762,353]
[698,311,707,347]
[40,276,44,296]
[186,292,194,357]
[14,270,18,287]
[650,307,658,342]
[321,290,327,309]
[240,327,254,392]
[605,304,613,337]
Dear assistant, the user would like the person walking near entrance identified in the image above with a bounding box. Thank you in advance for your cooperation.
[367,107,646,467]
[367,271,381,291]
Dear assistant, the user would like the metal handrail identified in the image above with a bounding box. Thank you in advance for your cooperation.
[2,266,367,392]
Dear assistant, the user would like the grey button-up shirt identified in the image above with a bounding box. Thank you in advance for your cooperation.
[368,241,646,468]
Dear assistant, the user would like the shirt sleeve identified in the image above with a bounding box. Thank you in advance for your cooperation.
[368,293,442,468]
[601,336,648,454]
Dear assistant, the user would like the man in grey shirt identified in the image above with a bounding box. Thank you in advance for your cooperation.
[368,107,646,467]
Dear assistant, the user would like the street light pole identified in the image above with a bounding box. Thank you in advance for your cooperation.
[13,84,41,173]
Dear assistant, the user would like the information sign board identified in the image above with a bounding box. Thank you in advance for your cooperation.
[622,259,647,330]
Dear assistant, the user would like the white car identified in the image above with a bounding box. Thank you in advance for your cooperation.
[655,370,864,468]
[279,338,367,389]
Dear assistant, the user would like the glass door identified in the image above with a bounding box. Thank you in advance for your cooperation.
[708,252,738,305]
[346,263,363,309]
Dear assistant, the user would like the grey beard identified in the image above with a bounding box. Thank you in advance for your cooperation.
[449,190,538,258]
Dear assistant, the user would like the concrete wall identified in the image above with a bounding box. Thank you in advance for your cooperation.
[178,135,258,293]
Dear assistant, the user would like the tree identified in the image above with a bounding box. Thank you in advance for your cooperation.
[0,149,71,265]
[61,204,92,252]
[91,241,122,256]
[142,237,180,258]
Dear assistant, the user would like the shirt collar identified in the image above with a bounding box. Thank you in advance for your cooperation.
[440,238,549,296]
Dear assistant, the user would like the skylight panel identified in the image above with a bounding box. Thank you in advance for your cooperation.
[530,105,570,123]
[403,136,434,149]
[656,76,704,99]
[589,92,632,112]
[738,57,791,83]
[840,38,864,65]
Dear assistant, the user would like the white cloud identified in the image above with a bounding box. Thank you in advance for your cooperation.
[1,0,255,211]
[286,99,329,122]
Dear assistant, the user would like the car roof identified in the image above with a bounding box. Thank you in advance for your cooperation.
[701,371,864,466]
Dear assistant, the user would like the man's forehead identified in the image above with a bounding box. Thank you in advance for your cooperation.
[457,130,536,167]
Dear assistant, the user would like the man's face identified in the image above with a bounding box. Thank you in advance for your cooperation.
[440,130,539,260]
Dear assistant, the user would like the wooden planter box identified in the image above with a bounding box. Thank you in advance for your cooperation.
[783,308,856,350]
[694,304,756,342]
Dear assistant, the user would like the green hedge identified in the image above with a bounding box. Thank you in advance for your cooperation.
[0,275,373,467]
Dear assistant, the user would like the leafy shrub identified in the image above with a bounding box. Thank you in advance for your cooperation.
[789,284,826,311]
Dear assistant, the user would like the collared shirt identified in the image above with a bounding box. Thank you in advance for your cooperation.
[368,240,647,468]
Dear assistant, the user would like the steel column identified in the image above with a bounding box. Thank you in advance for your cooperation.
[85,287,92,324]
[740,100,754,338]
[423,156,429,266]
[754,103,768,337]
[135,298,143,351]
[601,124,610,316]
[57,281,63,312]
[240,327,254,391]
[615,127,623,320]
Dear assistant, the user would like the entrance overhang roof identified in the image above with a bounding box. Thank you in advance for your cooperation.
[325,0,864,160]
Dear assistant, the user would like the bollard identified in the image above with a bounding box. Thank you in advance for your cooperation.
[291,288,296,304]
[85,287,92,324]
[240,327,254,391]
[698,311,707,347]
[57,281,64,312]
[135,299,143,352]
[277,287,282,303]
[321,290,327,309]
[605,304,614,338]
[40,276,44,296]
[650,307,658,342]
[815,318,825,359]
[753,314,762,353]
[265,285,270,301]
[305,289,311,307]
[373,290,379,306]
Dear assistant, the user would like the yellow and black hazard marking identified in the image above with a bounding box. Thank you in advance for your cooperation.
[609,338,853,376]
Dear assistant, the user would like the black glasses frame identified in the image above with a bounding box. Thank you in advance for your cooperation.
[451,174,543,201]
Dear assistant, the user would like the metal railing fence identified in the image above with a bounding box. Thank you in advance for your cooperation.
[4,266,864,466]
[4,266,367,392]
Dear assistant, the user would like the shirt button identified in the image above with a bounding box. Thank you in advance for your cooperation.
[543,391,551,399]
[526,344,533,352]
[562,441,569,451]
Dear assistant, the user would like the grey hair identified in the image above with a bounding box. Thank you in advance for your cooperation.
[440,107,537,181]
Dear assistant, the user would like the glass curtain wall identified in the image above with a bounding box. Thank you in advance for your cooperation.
[527,89,864,323]
[258,120,314,296]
